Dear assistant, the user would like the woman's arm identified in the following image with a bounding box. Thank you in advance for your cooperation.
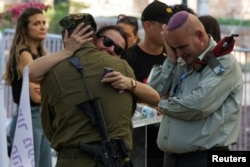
[28,23,93,82]
[19,51,41,103]
[101,71,160,106]
[29,82,41,103]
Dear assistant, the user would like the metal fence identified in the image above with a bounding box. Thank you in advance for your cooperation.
[1,28,250,151]
[230,48,250,151]
[1,29,63,117]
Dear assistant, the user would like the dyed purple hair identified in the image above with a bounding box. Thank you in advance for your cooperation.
[167,11,189,31]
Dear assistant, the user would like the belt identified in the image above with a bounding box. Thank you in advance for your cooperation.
[58,142,100,159]
[209,146,229,151]
[58,148,93,159]
[58,147,132,166]
[166,146,229,157]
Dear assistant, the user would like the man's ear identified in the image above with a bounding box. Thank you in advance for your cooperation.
[195,30,204,42]
[143,21,152,32]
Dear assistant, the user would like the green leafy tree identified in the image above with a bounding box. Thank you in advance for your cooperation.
[46,1,89,34]
[0,2,50,31]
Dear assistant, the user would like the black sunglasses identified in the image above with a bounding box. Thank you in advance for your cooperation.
[98,35,124,55]
[117,14,138,25]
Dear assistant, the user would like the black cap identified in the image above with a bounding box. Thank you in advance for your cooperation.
[59,13,97,31]
[141,0,173,24]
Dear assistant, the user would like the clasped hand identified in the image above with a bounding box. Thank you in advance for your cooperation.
[101,71,131,91]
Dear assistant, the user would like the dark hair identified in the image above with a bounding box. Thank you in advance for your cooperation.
[116,14,139,36]
[199,15,221,42]
[171,4,196,15]
[96,25,128,50]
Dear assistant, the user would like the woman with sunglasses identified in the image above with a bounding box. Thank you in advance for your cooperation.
[29,24,160,106]
[95,25,127,58]
[116,14,140,48]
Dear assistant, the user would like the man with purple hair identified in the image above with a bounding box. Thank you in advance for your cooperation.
[148,11,243,167]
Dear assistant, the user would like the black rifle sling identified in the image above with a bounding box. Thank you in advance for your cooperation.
[68,55,131,167]
[68,55,107,133]
[192,34,238,74]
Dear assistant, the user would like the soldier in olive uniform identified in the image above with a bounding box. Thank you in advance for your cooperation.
[40,13,136,167]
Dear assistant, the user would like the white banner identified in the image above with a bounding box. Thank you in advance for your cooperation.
[9,66,35,167]
[0,80,9,167]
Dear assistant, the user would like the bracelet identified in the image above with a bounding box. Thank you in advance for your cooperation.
[130,78,137,92]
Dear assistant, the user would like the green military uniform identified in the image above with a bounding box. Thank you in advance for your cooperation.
[41,42,135,167]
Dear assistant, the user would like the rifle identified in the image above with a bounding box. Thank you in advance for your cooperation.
[192,34,239,74]
[69,56,132,167]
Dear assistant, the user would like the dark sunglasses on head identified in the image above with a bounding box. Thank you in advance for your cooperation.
[98,35,124,55]
[117,14,138,25]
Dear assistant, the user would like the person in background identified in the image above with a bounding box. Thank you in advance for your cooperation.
[122,1,173,167]
[39,13,136,167]
[170,4,196,15]
[148,11,243,167]
[199,15,221,42]
[116,14,140,48]
[4,7,52,167]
